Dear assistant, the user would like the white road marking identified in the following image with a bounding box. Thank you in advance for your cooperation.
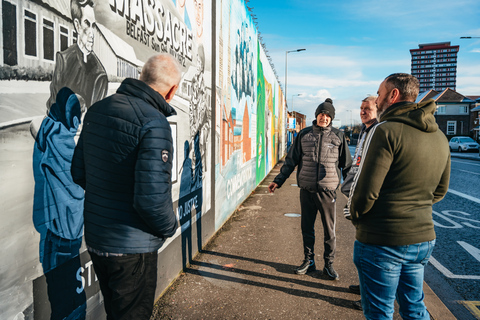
[430,256,480,280]
[453,169,480,175]
[451,159,480,167]
[458,241,480,263]
[448,189,480,204]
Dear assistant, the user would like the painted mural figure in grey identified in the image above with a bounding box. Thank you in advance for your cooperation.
[268,99,352,280]
[350,73,451,319]
[32,86,87,319]
[231,21,254,100]
[46,0,108,113]
[179,132,203,269]
[71,54,181,319]
[189,44,210,172]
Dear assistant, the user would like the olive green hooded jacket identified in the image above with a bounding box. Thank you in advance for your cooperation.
[350,99,451,246]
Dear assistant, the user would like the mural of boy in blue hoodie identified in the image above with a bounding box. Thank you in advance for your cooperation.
[33,87,85,272]
[32,87,87,319]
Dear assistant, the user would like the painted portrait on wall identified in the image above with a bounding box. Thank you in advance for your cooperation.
[0,0,212,318]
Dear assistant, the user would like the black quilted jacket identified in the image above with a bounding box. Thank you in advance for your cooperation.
[71,78,178,254]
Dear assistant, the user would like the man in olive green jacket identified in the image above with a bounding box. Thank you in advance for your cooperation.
[349,73,450,320]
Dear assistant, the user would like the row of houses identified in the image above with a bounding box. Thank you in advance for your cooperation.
[416,88,480,141]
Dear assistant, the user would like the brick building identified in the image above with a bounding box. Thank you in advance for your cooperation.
[416,88,475,139]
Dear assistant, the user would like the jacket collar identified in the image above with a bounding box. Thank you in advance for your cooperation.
[117,78,177,117]
[312,120,332,134]
[380,99,438,133]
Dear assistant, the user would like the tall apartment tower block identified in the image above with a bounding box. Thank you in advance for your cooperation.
[410,42,459,93]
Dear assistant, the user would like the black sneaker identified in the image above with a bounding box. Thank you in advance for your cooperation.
[323,263,339,280]
[294,259,316,274]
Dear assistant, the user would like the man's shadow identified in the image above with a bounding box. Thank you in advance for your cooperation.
[179,132,203,269]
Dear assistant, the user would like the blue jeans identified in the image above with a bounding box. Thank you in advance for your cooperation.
[353,239,435,320]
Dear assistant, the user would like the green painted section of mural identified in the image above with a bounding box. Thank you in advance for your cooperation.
[255,41,266,184]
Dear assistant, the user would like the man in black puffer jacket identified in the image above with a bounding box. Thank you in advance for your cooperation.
[268,98,352,280]
[71,53,181,320]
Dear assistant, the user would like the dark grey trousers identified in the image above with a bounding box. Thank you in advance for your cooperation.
[299,188,337,264]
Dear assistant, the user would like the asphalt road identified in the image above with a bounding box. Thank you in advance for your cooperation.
[426,155,480,320]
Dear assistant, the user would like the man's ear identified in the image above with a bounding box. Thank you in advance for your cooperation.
[73,18,80,33]
[165,85,179,103]
[389,88,401,104]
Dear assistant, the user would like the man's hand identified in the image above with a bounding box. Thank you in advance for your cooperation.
[268,182,278,193]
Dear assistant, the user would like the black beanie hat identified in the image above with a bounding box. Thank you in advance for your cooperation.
[315,98,335,120]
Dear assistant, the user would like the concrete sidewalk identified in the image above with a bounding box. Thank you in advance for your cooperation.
[152,161,456,320]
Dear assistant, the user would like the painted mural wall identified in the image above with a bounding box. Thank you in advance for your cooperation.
[214,0,285,229]
[0,0,284,318]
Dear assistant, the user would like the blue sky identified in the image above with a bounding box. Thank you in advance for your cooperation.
[247,0,480,126]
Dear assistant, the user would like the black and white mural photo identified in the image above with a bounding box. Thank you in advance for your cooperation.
[1,0,212,318]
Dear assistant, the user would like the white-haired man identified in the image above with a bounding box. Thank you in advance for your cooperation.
[72,53,182,319]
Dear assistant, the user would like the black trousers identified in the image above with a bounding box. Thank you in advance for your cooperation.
[299,189,337,264]
[89,251,158,320]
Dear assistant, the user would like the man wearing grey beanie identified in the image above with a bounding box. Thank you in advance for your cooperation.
[268,98,352,280]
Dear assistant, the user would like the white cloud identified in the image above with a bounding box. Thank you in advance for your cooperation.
[305,89,332,102]
[457,76,480,95]
[288,74,379,90]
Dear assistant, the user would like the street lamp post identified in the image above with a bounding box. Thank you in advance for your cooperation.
[285,49,306,110]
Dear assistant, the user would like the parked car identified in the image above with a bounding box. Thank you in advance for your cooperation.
[448,136,480,153]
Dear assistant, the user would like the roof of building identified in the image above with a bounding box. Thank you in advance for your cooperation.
[417,88,477,104]
[96,24,144,67]
[416,89,439,103]
[42,0,70,20]
[410,42,459,52]
[466,95,480,101]
[419,42,451,48]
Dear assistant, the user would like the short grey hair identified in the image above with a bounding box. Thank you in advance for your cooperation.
[140,53,182,92]
[384,73,419,102]
[362,95,377,103]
